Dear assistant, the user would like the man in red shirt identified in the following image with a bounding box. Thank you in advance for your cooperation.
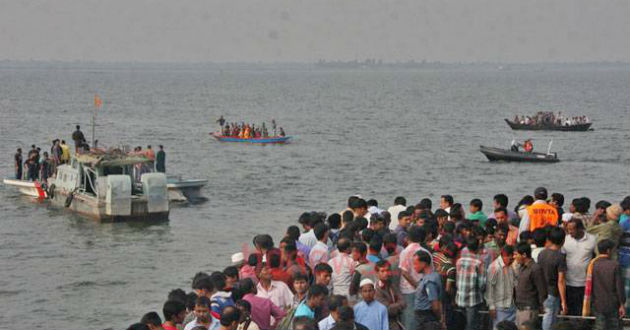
[161,300,186,330]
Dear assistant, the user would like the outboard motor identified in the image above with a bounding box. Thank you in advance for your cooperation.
[106,175,132,216]
[141,173,168,213]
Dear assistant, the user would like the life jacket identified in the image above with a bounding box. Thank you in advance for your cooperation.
[524,141,533,152]
[527,203,558,231]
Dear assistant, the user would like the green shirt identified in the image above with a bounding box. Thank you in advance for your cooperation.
[469,211,488,227]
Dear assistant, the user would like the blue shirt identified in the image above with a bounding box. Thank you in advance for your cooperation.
[620,214,630,232]
[367,253,382,264]
[294,301,315,319]
[353,300,389,330]
[414,272,442,311]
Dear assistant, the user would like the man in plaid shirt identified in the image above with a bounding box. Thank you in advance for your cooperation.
[456,236,487,330]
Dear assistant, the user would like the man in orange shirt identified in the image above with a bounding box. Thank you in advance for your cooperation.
[518,187,559,236]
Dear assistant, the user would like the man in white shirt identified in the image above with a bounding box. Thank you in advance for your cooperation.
[318,295,348,330]
[387,197,407,230]
[255,264,294,310]
[299,213,320,249]
[328,238,355,297]
[562,218,596,316]
[441,195,453,219]
[309,223,330,267]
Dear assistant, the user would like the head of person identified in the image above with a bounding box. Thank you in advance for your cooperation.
[159,145,163,150]
[532,228,547,248]
[494,207,509,224]
[292,272,309,295]
[450,203,464,221]
[496,320,519,330]
[257,262,273,282]
[140,312,163,330]
[298,212,313,231]
[167,288,187,305]
[534,187,548,201]
[519,231,532,245]
[162,300,187,325]
[382,233,398,254]
[469,198,483,213]
[548,226,566,246]
[369,214,385,232]
[314,263,333,286]
[493,194,509,209]
[407,225,426,244]
[219,306,241,330]
[193,296,211,320]
[572,198,589,214]
[466,236,480,253]
[327,213,342,230]
[359,279,376,303]
[307,284,329,308]
[253,234,274,252]
[495,223,509,247]
[235,300,252,321]
[185,292,198,313]
[398,210,412,228]
[412,250,432,274]
[286,225,301,241]
[441,194,454,209]
[434,208,449,226]
[394,196,407,206]
[606,204,623,222]
[350,198,368,217]
[368,237,383,255]
[598,239,615,255]
[501,245,515,266]
[337,306,356,326]
[621,196,630,215]
[293,316,318,330]
[127,324,150,330]
[313,222,329,242]
[566,218,585,239]
[192,276,214,297]
[550,193,564,209]
[351,241,367,261]
[342,210,354,227]
[328,295,349,322]
[223,266,239,289]
[514,242,532,265]
[76,125,80,130]
[374,260,392,282]
[238,278,256,295]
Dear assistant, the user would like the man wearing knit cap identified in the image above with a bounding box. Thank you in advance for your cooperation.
[353,278,389,330]
[588,204,623,259]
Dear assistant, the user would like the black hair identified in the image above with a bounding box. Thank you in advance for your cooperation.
[162,300,186,322]
[298,212,311,226]
[235,299,251,312]
[621,196,630,211]
[368,237,383,252]
[314,263,333,275]
[361,228,376,243]
[516,242,532,258]
[581,197,591,212]
[367,199,378,207]
[369,214,385,225]
[398,210,411,220]
[443,221,455,234]
[192,276,214,292]
[293,272,309,282]
[350,198,368,210]
[598,239,615,255]
[516,195,534,213]
[519,231,532,242]
[223,266,239,278]
[247,253,259,267]
[185,292,198,311]
[293,316,318,330]
[328,294,347,311]
[355,217,368,230]
[568,218,585,231]
[394,196,406,206]
[494,207,508,216]
[314,223,329,241]
[470,198,483,210]
[210,272,227,291]
[269,253,282,268]
[286,225,301,240]
[308,284,329,298]
[338,306,355,322]
[352,241,367,256]
[450,203,463,221]
[415,250,432,264]
[407,225,426,243]
[327,213,342,229]
[383,233,397,245]
[494,194,509,208]
[434,208,449,218]
[76,125,80,129]
[342,210,354,224]
[551,193,564,207]
[532,228,547,248]
[220,306,241,326]
[595,200,611,210]
[337,237,351,253]
[466,236,479,253]
[167,288,187,304]
[140,312,162,327]
[572,198,588,213]
[238,278,255,294]
[501,245,515,256]
[495,222,508,235]
[441,195,454,206]
[127,323,150,330]
[496,320,518,330]
[254,234,274,250]
[419,198,432,210]
[195,296,211,308]
[534,187,548,200]
[472,226,486,239]
[548,227,566,246]
[347,196,360,208]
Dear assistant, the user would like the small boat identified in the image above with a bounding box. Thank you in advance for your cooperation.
[3,178,48,198]
[211,133,291,144]
[167,176,208,202]
[504,119,592,131]
[480,145,559,163]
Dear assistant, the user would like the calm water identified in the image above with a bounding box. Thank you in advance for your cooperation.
[0,63,628,329]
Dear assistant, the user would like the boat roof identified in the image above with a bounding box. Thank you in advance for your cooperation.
[75,150,150,167]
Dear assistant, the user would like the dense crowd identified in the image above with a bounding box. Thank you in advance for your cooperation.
[218,118,286,139]
[127,188,630,330]
[513,112,590,127]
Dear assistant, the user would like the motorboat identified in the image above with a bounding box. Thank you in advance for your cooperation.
[211,132,291,144]
[480,145,559,163]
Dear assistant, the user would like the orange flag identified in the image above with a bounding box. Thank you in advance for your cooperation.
[94,94,103,108]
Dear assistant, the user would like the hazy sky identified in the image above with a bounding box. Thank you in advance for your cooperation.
[1,0,628,63]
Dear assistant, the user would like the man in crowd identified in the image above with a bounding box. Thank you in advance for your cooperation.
[591,239,626,330]
[561,218,596,316]
[514,242,547,330]
[519,187,558,234]
[328,237,355,297]
[374,260,406,330]
[485,245,516,329]
[537,227,568,330]
[353,278,389,330]
[455,236,486,330]
[388,197,407,231]
[413,250,443,330]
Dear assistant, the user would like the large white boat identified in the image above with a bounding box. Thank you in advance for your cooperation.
[4,151,170,222]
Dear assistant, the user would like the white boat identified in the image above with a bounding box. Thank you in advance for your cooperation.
[167,176,208,202]
[2,178,48,198]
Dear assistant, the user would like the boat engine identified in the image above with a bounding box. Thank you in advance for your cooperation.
[141,173,168,213]
[106,175,132,216]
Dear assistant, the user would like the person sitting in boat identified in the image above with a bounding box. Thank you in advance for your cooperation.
[510,140,520,152]
[279,127,286,137]
[223,124,231,136]
[523,139,533,153]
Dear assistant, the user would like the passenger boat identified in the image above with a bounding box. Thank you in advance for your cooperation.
[4,151,170,222]
[211,133,291,144]
[504,119,592,131]
[479,145,559,163]
[167,176,208,202]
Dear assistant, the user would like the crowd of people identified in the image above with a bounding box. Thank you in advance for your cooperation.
[217,117,286,138]
[13,125,167,182]
[127,188,630,330]
[513,112,590,127]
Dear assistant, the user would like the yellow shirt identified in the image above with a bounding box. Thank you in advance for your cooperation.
[60,144,70,161]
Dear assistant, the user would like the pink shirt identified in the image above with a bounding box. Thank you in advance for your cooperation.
[243,293,287,329]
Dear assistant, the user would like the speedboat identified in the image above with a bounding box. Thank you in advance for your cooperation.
[480,145,559,163]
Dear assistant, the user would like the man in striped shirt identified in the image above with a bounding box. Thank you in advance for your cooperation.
[455,236,487,330]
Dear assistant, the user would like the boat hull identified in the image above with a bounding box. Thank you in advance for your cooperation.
[3,178,48,198]
[167,178,208,202]
[480,146,559,163]
[211,133,291,144]
[504,119,592,131]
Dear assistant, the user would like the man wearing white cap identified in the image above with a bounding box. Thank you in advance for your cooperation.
[353,278,389,330]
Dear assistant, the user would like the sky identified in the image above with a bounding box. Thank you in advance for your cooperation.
[0,0,628,63]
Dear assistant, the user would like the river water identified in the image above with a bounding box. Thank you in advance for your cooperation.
[0,62,628,329]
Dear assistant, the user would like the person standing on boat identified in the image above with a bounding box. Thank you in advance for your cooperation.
[60,140,70,164]
[156,145,166,173]
[279,127,286,137]
[523,139,533,153]
[14,148,22,180]
[146,145,155,170]
[217,115,226,128]
[72,125,86,153]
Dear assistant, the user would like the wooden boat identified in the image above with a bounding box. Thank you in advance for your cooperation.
[480,145,559,163]
[211,132,291,144]
[504,119,592,131]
